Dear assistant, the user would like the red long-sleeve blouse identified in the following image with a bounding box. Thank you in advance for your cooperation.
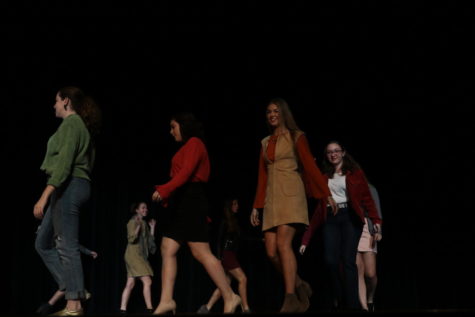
[155,137,210,203]
[253,133,330,208]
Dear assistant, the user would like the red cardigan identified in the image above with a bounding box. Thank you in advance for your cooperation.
[301,169,382,246]
[155,137,210,204]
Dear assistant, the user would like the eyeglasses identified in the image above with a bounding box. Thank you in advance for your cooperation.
[326,149,343,155]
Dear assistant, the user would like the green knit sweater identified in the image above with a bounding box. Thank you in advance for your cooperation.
[40,114,94,188]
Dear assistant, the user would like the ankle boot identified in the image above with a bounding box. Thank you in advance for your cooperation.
[300,280,313,297]
[280,293,302,313]
[296,281,312,312]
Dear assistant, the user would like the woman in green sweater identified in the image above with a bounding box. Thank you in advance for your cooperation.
[35,243,98,315]
[34,86,101,316]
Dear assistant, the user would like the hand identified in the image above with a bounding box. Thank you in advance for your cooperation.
[152,191,161,202]
[250,208,260,227]
[374,230,382,242]
[374,232,382,241]
[327,196,339,215]
[134,215,143,225]
[299,245,307,255]
[371,224,382,248]
[90,251,98,259]
[33,185,55,220]
[370,232,382,249]
[33,198,47,219]
[373,223,382,234]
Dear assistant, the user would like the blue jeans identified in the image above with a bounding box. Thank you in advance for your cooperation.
[35,177,91,300]
[323,206,363,309]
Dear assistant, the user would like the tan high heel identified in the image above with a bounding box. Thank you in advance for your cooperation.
[153,300,176,315]
[224,294,242,314]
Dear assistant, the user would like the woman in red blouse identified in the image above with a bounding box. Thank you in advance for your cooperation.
[151,113,241,314]
[250,98,337,312]
[299,141,382,310]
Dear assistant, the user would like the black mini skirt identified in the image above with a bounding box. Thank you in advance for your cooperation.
[161,182,209,242]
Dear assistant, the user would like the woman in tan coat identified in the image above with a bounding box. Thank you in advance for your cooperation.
[120,202,156,314]
[250,98,337,313]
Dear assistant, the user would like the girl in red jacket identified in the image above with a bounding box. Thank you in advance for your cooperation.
[300,141,382,310]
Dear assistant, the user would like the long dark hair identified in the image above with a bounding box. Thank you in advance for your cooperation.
[266,98,301,144]
[321,140,361,178]
[223,199,239,234]
[171,112,205,143]
[58,86,102,136]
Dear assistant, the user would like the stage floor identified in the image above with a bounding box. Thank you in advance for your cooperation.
[7,309,475,317]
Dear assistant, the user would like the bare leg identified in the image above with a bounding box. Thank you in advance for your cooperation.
[154,237,181,314]
[228,268,250,311]
[48,290,66,306]
[140,276,153,309]
[205,275,230,310]
[188,242,240,313]
[363,252,378,304]
[356,253,368,310]
[265,227,303,313]
[264,230,281,270]
[120,278,136,311]
[264,230,303,288]
[276,225,297,294]
[206,288,222,310]
[65,300,81,312]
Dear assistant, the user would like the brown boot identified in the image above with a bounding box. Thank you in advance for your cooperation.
[280,293,302,313]
[301,280,313,297]
[296,280,312,312]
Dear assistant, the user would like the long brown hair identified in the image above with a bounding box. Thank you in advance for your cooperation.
[58,86,102,136]
[267,98,301,144]
[321,140,361,178]
[223,199,239,234]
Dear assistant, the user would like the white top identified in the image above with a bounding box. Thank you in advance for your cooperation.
[328,173,347,204]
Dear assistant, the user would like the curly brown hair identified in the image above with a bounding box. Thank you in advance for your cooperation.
[58,86,102,136]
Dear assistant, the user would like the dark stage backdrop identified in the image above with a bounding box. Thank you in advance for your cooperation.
[3,2,475,315]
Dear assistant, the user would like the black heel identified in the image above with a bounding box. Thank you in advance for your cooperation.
[367,303,375,312]
[197,305,210,314]
[36,302,53,315]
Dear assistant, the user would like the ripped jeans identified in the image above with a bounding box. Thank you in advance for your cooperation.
[35,177,91,300]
